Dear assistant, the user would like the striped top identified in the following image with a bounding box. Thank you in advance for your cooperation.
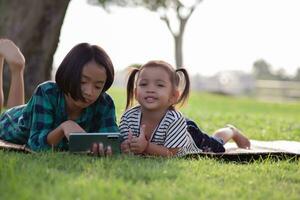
[119,106,201,156]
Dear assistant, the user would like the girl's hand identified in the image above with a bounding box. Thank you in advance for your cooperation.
[47,120,85,146]
[90,142,112,157]
[129,125,149,154]
[120,131,133,154]
[60,120,85,139]
[0,39,25,71]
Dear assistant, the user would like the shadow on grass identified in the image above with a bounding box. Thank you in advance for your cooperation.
[184,152,300,163]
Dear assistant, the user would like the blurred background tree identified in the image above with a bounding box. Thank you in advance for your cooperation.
[252,59,275,80]
[293,67,300,81]
[0,0,70,99]
[90,0,202,68]
[252,59,299,81]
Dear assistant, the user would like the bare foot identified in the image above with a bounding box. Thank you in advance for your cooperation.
[0,39,25,72]
[226,124,251,149]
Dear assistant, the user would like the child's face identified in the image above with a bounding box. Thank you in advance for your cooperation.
[68,61,107,109]
[135,67,178,111]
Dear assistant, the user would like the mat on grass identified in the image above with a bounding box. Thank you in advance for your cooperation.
[184,140,300,161]
[1,139,300,161]
[0,139,35,153]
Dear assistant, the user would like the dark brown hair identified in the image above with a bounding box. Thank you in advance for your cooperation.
[126,60,190,109]
[55,43,114,101]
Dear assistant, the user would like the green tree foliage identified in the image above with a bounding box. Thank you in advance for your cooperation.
[252,59,275,80]
[252,59,299,81]
[274,68,289,81]
[293,67,300,81]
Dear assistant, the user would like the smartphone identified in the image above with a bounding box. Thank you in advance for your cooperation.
[68,132,121,154]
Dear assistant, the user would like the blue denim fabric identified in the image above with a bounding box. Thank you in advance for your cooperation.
[186,119,225,153]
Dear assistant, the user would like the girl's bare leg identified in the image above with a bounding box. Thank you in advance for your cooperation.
[7,65,25,108]
[213,124,251,149]
[0,39,25,109]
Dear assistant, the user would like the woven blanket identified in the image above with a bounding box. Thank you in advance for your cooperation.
[1,139,299,161]
[0,139,34,153]
[185,140,300,161]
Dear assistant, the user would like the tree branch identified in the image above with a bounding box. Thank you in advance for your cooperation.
[160,14,176,37]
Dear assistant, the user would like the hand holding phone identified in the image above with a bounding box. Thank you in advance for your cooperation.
[68,132,121,154]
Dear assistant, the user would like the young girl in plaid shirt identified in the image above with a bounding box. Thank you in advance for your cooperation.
[0,39,118,152]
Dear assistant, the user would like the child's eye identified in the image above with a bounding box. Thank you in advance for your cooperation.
[157,84,165,87]
[95,86,102,90]
[139,83,147,87]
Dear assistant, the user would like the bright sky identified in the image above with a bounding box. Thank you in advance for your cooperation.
[54,0,300,76]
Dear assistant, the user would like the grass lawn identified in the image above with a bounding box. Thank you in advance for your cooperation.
[1,87,300,200]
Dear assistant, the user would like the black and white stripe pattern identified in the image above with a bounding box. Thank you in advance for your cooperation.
[119,106,201,156]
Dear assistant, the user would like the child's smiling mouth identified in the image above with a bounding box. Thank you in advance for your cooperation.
[145,96,157,103]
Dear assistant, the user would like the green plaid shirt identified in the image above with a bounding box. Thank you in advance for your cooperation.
[0,81,119,151]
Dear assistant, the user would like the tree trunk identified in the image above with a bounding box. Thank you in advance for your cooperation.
[0,0,70,100]
[174,34,183,68]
